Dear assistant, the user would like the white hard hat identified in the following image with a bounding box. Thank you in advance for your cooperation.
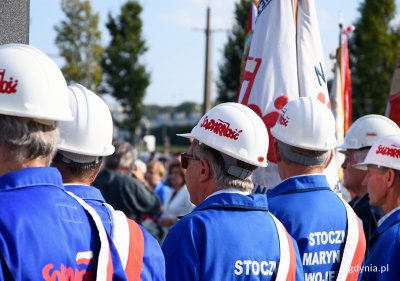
[58,84,115,157]
[178,102,268,167]
[354,134,400,171]
[271,97,337,151]
[0,44,72,122]
[338,115,400,151]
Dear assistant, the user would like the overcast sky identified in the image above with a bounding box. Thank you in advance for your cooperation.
[30,0,400,106]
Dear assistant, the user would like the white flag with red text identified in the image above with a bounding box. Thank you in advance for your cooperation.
[238,0,299,188]
[239,0,341,192]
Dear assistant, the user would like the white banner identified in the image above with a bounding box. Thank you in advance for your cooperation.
[239,0,341,192]
[239,0,298,188]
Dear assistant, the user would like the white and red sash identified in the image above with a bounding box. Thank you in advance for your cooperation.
[105,203,145,281]
[271,214,297,281]
[67,192,114,281]
[337,197,366,281]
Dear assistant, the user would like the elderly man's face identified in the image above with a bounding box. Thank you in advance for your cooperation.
[183,144,202,205]
[341,149,368,195]
[364,166,389,209]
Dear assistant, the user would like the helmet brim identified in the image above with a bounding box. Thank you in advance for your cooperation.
[176,133,193,139]
[336,143,348,151]
[352,162,368,171]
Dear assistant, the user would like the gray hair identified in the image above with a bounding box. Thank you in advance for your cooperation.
[276,140,330,167]
[105,141,137,172]
[191,141,255,192]
[0,114,58,165]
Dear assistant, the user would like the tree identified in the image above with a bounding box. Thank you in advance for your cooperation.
[55,0,103,92]
[102,0,149,142]
[349,0,400,117]
[216,0,251,103]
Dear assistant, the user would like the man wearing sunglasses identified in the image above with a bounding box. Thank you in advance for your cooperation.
[161,102,304,281]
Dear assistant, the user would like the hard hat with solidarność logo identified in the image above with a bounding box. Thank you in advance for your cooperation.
[353,134,400,171]
[58,84,115,158]
[271,97,337,151]
[177,102,269,167]
[338,115,400,151]
[0,44,72,123]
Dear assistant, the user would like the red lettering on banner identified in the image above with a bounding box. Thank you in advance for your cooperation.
[375,144,400,158]
[247,95,289,163]
[200,116,242,140]
[0,69,18,94]
[317,92,331,109]
[240,57,262,106]
[42,258,94,281]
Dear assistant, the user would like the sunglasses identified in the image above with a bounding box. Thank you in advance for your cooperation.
[180,152,200,169]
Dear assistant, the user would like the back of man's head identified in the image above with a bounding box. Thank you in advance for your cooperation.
[54,84,115,182]
[0,44,72,171]
[271,97,336,168]
[0,115,58,167]
[105,141,137,174]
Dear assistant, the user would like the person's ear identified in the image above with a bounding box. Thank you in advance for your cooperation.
[198,158,211,183]
[323,150,334,169]
[90,162,103,184]
[385,168,397,188]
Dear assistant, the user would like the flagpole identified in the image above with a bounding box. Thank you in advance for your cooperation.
[203,6,212,115]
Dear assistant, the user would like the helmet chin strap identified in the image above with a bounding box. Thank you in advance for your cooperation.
[32,118,56,126]
[220,152,253,180]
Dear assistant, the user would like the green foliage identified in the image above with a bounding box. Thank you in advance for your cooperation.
[55,0,103,92]
[102,0,149,142]
[216,0,251,103]
[349,0,400,117]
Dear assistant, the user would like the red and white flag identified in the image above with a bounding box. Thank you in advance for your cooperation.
[297,0,329,102]
[330,25,354,145]
[238,0,298,188]
[239,0,259,87]
[385,54,400,126]
[239,0,341,192]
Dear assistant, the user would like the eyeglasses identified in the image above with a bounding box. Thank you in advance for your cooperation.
[180,152,200,169]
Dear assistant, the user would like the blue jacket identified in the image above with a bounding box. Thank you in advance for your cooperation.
[0,167,103,280]
[65,184,166,281]
[154,181,172,205]
[161,192,304,281]
[362,209,400,281]
[264,175,349,280]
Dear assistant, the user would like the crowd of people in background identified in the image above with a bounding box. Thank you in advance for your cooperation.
[1,43,400,281]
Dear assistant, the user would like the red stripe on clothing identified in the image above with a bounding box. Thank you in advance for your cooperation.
[125,219,145,281]
[345,219,366,281]
[107,244,114,281]
[285,231,296,281]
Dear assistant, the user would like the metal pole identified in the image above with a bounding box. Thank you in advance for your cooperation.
[203,6,212,115]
